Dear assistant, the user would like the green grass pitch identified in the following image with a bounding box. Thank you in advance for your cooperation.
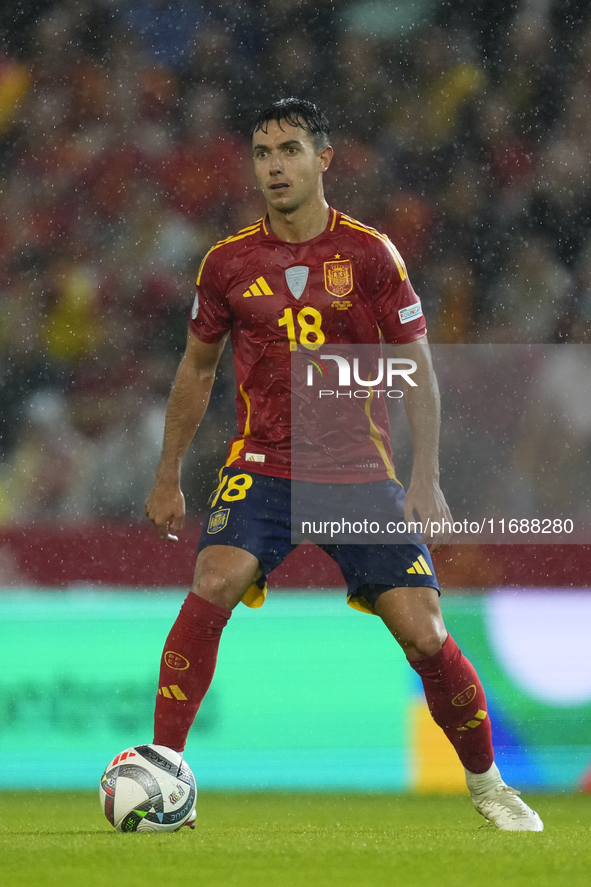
[1,792,589,887]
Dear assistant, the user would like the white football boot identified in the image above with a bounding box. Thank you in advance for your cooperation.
[466,763,544,831]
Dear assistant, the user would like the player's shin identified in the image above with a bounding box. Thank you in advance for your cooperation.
[408,633,494,774]
[153,592,231,752]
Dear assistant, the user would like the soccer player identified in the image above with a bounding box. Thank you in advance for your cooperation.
[145,99,543,831]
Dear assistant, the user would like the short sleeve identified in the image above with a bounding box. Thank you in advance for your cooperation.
[188,250,232,343]
[367,236,426,344]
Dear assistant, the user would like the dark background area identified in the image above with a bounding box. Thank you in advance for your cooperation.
[1,0,590,528]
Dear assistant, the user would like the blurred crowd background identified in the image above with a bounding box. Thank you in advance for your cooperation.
[0,0,590,526]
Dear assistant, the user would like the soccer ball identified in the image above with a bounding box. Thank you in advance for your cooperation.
[99,744,197,833]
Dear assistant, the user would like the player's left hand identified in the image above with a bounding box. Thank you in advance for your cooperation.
[403,475,452,550]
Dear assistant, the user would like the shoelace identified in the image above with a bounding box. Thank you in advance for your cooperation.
[496,785,521,797]
[476,784,531,821]
[474,783,521,800]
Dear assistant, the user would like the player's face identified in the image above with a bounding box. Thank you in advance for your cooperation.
[252,119,332,214]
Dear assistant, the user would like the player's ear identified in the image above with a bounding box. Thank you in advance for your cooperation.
[318,144,334,173]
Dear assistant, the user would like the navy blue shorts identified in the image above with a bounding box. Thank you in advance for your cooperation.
[197,467,439,612]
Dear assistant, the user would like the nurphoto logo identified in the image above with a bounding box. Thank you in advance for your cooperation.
[305,353,417,398]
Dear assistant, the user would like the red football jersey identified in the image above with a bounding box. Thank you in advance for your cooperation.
[189,208,426,482]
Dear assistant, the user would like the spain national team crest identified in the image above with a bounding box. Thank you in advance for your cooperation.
[207,508,230,534]
[324,259,353,297]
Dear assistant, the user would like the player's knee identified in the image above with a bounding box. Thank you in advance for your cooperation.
[190,571,239,608]
[190,549,256,609]
[402,627,447,660]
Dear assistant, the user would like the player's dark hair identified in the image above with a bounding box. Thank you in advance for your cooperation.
[251,98,331,150]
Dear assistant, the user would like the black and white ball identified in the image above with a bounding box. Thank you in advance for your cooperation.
[100,744,197,833]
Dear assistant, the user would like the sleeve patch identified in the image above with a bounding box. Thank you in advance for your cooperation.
[191,291,199,319]
[398,301,423,324]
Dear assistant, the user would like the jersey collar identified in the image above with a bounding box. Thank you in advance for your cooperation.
[262,207,340,242]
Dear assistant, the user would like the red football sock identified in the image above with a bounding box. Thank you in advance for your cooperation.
[408,634,494,774]
[153,592,231,753]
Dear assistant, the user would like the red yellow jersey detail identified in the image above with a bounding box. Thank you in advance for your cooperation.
[190,208,425,482]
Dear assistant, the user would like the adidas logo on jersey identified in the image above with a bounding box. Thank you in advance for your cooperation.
[243,277,273,297]
[407,555,433,575]
[158,684,188,700]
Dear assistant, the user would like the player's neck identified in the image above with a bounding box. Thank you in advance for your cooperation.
[266,199,330,243]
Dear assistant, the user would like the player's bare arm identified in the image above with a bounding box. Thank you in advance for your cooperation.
[394,334,452,548]
[145,331,227,541]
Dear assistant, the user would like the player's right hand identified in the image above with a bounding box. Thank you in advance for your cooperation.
[145,482,186,542]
